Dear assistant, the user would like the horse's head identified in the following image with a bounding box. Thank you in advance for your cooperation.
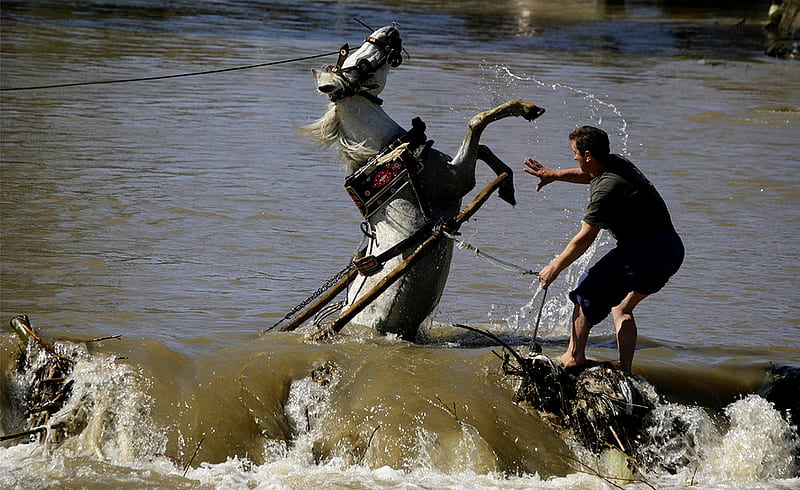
[312,24,403,103]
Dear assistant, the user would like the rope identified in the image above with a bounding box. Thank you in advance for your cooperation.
[443,231,537,276]
[312,300,346,326]
[531,287,548,353]
[0,51,339,92]
[442,231,547,351]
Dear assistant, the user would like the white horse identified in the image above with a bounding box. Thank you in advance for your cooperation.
[303,24,544,340]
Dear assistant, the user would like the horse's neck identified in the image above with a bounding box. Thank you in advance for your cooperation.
[336,96,405,156]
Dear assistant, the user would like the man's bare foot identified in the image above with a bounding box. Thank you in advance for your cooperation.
[557,353,586,371]
[609,360,632,373]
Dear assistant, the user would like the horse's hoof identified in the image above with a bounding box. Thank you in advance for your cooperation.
[524,105,546,122]
[499,184,516,206]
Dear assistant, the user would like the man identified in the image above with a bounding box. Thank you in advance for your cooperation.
[524,126,683,372]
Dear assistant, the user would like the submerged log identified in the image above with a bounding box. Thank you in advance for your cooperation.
[565,363,651,454]
[512,355,652,454]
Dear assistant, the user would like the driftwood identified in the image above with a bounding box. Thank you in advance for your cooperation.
[306,172,510,341]
[11,314,57,356]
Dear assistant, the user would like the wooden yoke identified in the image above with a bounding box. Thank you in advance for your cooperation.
[307,172,510,341]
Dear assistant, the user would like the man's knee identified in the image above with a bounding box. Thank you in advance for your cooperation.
[611,309,634,331]
[611,291,648,321]
[574,304,593,328]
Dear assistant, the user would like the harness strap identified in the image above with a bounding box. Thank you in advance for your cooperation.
[357,89,383,105]
[333,44,349,72]
[365,36,384,47]
[403,118,433,220]
[355,221,435,276]
[344,117,430,217]
[326,80,383,104]
[378,116,427,154]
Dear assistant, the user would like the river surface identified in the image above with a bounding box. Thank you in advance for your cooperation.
[1,1,799,488]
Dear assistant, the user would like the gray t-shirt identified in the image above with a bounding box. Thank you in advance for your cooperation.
[584,155,673,243]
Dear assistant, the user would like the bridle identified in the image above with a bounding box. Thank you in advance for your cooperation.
[324,25,404,103]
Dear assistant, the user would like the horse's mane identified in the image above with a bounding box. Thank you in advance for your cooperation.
[300,102,376,172]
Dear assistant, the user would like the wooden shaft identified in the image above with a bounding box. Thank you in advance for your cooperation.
[327,234,439,335]
[280,267,359,331]
[454,172,509,225]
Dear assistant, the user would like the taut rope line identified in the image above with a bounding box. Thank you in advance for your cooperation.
[530,286,547,354]
[443,230,537,276]
[0,51,339,92]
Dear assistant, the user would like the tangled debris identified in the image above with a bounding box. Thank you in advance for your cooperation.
[1,315,79,445]
[454,324,652,455]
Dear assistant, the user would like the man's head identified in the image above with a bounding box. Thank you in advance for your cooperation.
[569,126,610,173]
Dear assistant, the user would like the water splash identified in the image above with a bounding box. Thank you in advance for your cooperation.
[63,353,164,462]
[3,336,798,489]
[507,233,611,338]
[705,395,799,481]
[281,361,339,464]
[467,63,631,338]
[490,65,630,156]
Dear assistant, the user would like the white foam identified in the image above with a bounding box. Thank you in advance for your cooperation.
[705,395,799,481]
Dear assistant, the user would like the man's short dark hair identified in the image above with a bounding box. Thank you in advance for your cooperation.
[569,126,610,160]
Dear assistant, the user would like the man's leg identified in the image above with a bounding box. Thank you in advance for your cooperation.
[610,291,648,372]
[559,303,592,369]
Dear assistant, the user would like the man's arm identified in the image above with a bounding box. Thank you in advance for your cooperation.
[524,158,591,191]
[538,221,601,288]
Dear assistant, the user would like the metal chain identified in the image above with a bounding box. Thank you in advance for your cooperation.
[269,221,378,332]
[268,263,355,331]
[442,231,547,352]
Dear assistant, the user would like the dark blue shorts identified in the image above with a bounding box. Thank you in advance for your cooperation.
[569,229,684,325]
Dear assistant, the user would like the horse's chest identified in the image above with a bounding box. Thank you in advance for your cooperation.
[370,196,427,252]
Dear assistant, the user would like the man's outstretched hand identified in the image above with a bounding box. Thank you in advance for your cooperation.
[524,158,555,191]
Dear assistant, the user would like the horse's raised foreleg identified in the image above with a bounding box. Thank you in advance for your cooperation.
[477,145,515,205]
[450,100,545,198]
[469,100,545,132]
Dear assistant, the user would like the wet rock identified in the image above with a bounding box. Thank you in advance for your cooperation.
[758,364,800,427]
[765,0,800,58]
